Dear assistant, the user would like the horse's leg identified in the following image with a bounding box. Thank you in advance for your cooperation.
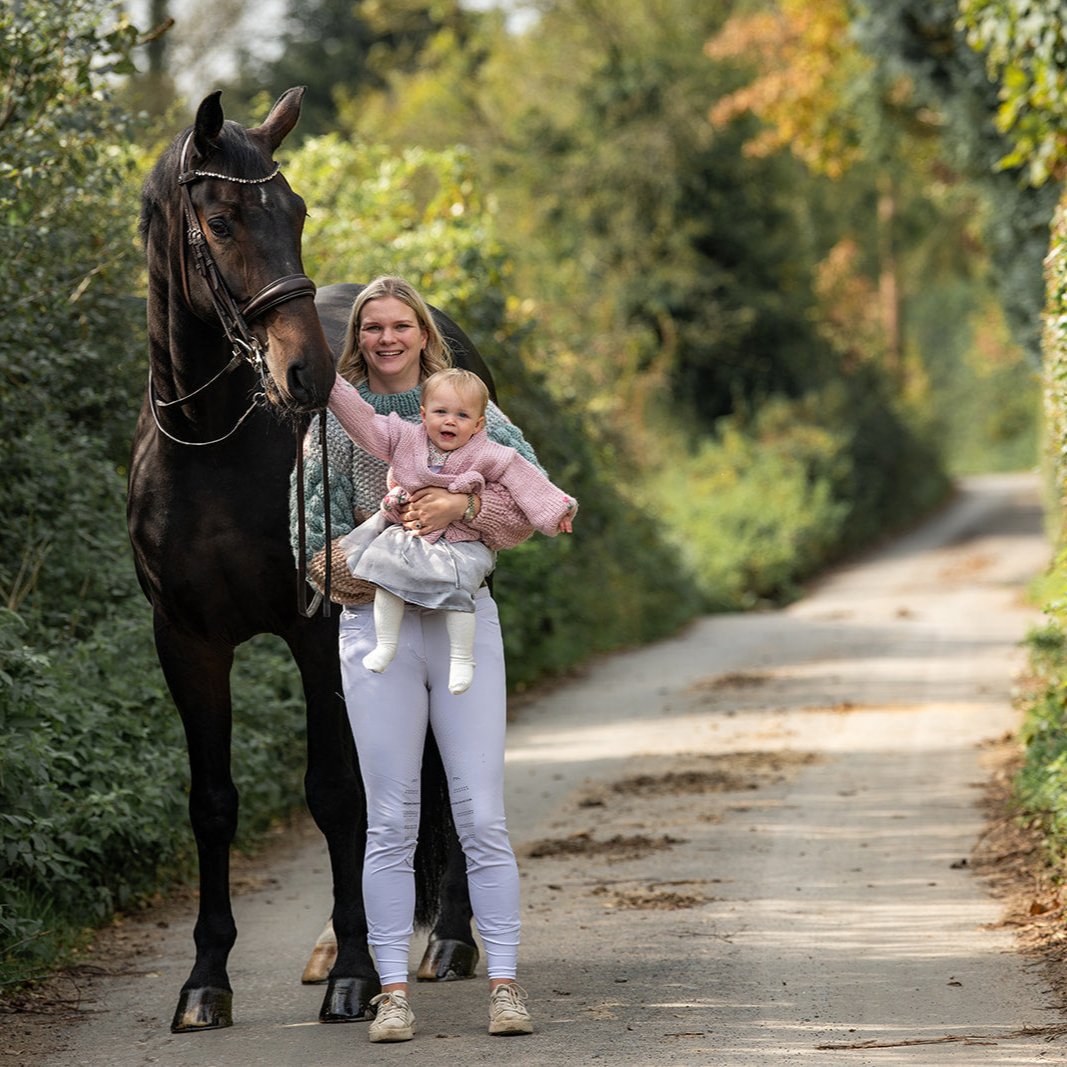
[301,918,338,985]
[154,619,239,1032]
[288,623,379,1021]
[416,828,480,981]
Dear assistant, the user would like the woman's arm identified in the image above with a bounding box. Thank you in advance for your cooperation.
[468,484,535,549]
[484,401,546,472]
[398,484,532,550]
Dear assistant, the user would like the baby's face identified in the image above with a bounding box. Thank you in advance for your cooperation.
[421,383,486,451]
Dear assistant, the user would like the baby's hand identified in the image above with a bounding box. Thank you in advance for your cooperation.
[558,496,576,534]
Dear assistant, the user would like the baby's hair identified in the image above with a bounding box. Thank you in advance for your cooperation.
[421,368,489,417]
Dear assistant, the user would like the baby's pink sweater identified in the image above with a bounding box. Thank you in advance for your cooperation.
[329,377,576,544]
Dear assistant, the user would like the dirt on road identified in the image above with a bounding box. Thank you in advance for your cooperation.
[5,471,1066,1066]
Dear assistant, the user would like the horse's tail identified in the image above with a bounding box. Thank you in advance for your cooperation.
[413,730,453,928]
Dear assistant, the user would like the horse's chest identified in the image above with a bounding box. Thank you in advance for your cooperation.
[130,447,293,621]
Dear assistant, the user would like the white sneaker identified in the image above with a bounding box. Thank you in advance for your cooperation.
[368,990,415,1042]
[488,983,533,1035]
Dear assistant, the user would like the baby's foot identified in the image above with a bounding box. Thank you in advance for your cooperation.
[363,645,397,673]
[448,661,475,695]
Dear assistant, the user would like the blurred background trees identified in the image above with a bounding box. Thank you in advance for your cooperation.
[2,0,1054,983]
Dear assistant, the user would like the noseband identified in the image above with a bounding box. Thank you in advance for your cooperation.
[150,131,318,447]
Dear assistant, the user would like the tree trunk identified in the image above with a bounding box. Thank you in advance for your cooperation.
[877,173,902,378]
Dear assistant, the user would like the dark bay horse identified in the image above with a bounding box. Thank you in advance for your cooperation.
[128,87,479,1033]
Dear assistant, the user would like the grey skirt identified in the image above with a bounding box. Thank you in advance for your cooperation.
[338,511,495,612]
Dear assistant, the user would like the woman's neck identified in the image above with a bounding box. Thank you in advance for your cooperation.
[365,369,421,395]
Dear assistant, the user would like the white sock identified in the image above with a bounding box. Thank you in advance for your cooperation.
[445,610,477,695]
[363,589,405,673]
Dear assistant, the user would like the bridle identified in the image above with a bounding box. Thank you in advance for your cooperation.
[153,130,331,616]
[150,130,318,447]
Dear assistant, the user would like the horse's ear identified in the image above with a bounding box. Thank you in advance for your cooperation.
[252,87,305,152]
[193,91,225,157]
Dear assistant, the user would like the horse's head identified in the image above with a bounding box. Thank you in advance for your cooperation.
[142,88,333,413]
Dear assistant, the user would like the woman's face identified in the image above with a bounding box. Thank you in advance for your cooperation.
[358,296,428,394]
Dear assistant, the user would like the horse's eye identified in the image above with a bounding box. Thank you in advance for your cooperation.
[207,217,230,238]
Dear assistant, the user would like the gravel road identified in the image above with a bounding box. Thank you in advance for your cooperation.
[9,471,1063,1066]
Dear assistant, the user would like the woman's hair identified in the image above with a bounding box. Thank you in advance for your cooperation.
[337,276,452,385]
[421,368,489,417]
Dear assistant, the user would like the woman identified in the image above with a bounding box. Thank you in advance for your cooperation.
[292,276,538,1042]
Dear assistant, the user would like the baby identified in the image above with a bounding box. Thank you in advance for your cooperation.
[328,368,577,694]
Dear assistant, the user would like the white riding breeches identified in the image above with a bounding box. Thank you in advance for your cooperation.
[339,588,521,984]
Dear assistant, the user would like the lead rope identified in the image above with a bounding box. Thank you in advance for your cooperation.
[296,413,332,618]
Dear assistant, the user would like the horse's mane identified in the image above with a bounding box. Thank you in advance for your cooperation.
[138,120,272,247]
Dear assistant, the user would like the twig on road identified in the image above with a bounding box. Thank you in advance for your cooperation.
[817,1022,1067,1050]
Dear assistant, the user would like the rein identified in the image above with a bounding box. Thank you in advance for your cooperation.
[156,130,332,617]
[295,414,332,618]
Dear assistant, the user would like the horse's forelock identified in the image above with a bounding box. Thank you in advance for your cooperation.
[186,120,275,180]
[139,119,278,247]
[219,122,276,173]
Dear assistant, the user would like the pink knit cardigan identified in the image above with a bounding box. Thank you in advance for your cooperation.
[329,377,576,544]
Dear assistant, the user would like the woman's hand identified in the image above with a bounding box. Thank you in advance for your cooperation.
[400,487,478,536]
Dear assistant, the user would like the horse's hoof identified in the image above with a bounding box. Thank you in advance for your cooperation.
[170,986,234,1032]
[416,938,479,981]
[302,941,337,984]
[318,976,378,1022]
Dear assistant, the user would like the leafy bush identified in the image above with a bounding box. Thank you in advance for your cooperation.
[1014,188,1067,861]
[0,0,145,628]
[652,410,849,608]
[0,601,309,983]
[1015,569,1067,863]
[645,377,950,609]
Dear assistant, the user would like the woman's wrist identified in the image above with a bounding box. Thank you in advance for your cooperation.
[463,493,479,522]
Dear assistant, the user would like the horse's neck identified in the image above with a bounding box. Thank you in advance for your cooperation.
[146,270,258,436]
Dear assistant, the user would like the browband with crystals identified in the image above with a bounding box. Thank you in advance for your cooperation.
[178,163,281,185]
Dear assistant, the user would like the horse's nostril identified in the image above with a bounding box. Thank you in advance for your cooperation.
[287,362,311,403]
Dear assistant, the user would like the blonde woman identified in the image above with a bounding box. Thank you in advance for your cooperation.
[293,277,542,1041]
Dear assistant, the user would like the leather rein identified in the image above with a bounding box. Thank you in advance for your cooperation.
[153,130,331,617]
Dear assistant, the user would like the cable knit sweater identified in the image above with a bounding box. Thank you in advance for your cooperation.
[329,376,575,544]
[290,378,544,604]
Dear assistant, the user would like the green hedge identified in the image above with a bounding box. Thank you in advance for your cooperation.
[1014,188,1067,859]
[0,603,313,982]
[646,373,951,609]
